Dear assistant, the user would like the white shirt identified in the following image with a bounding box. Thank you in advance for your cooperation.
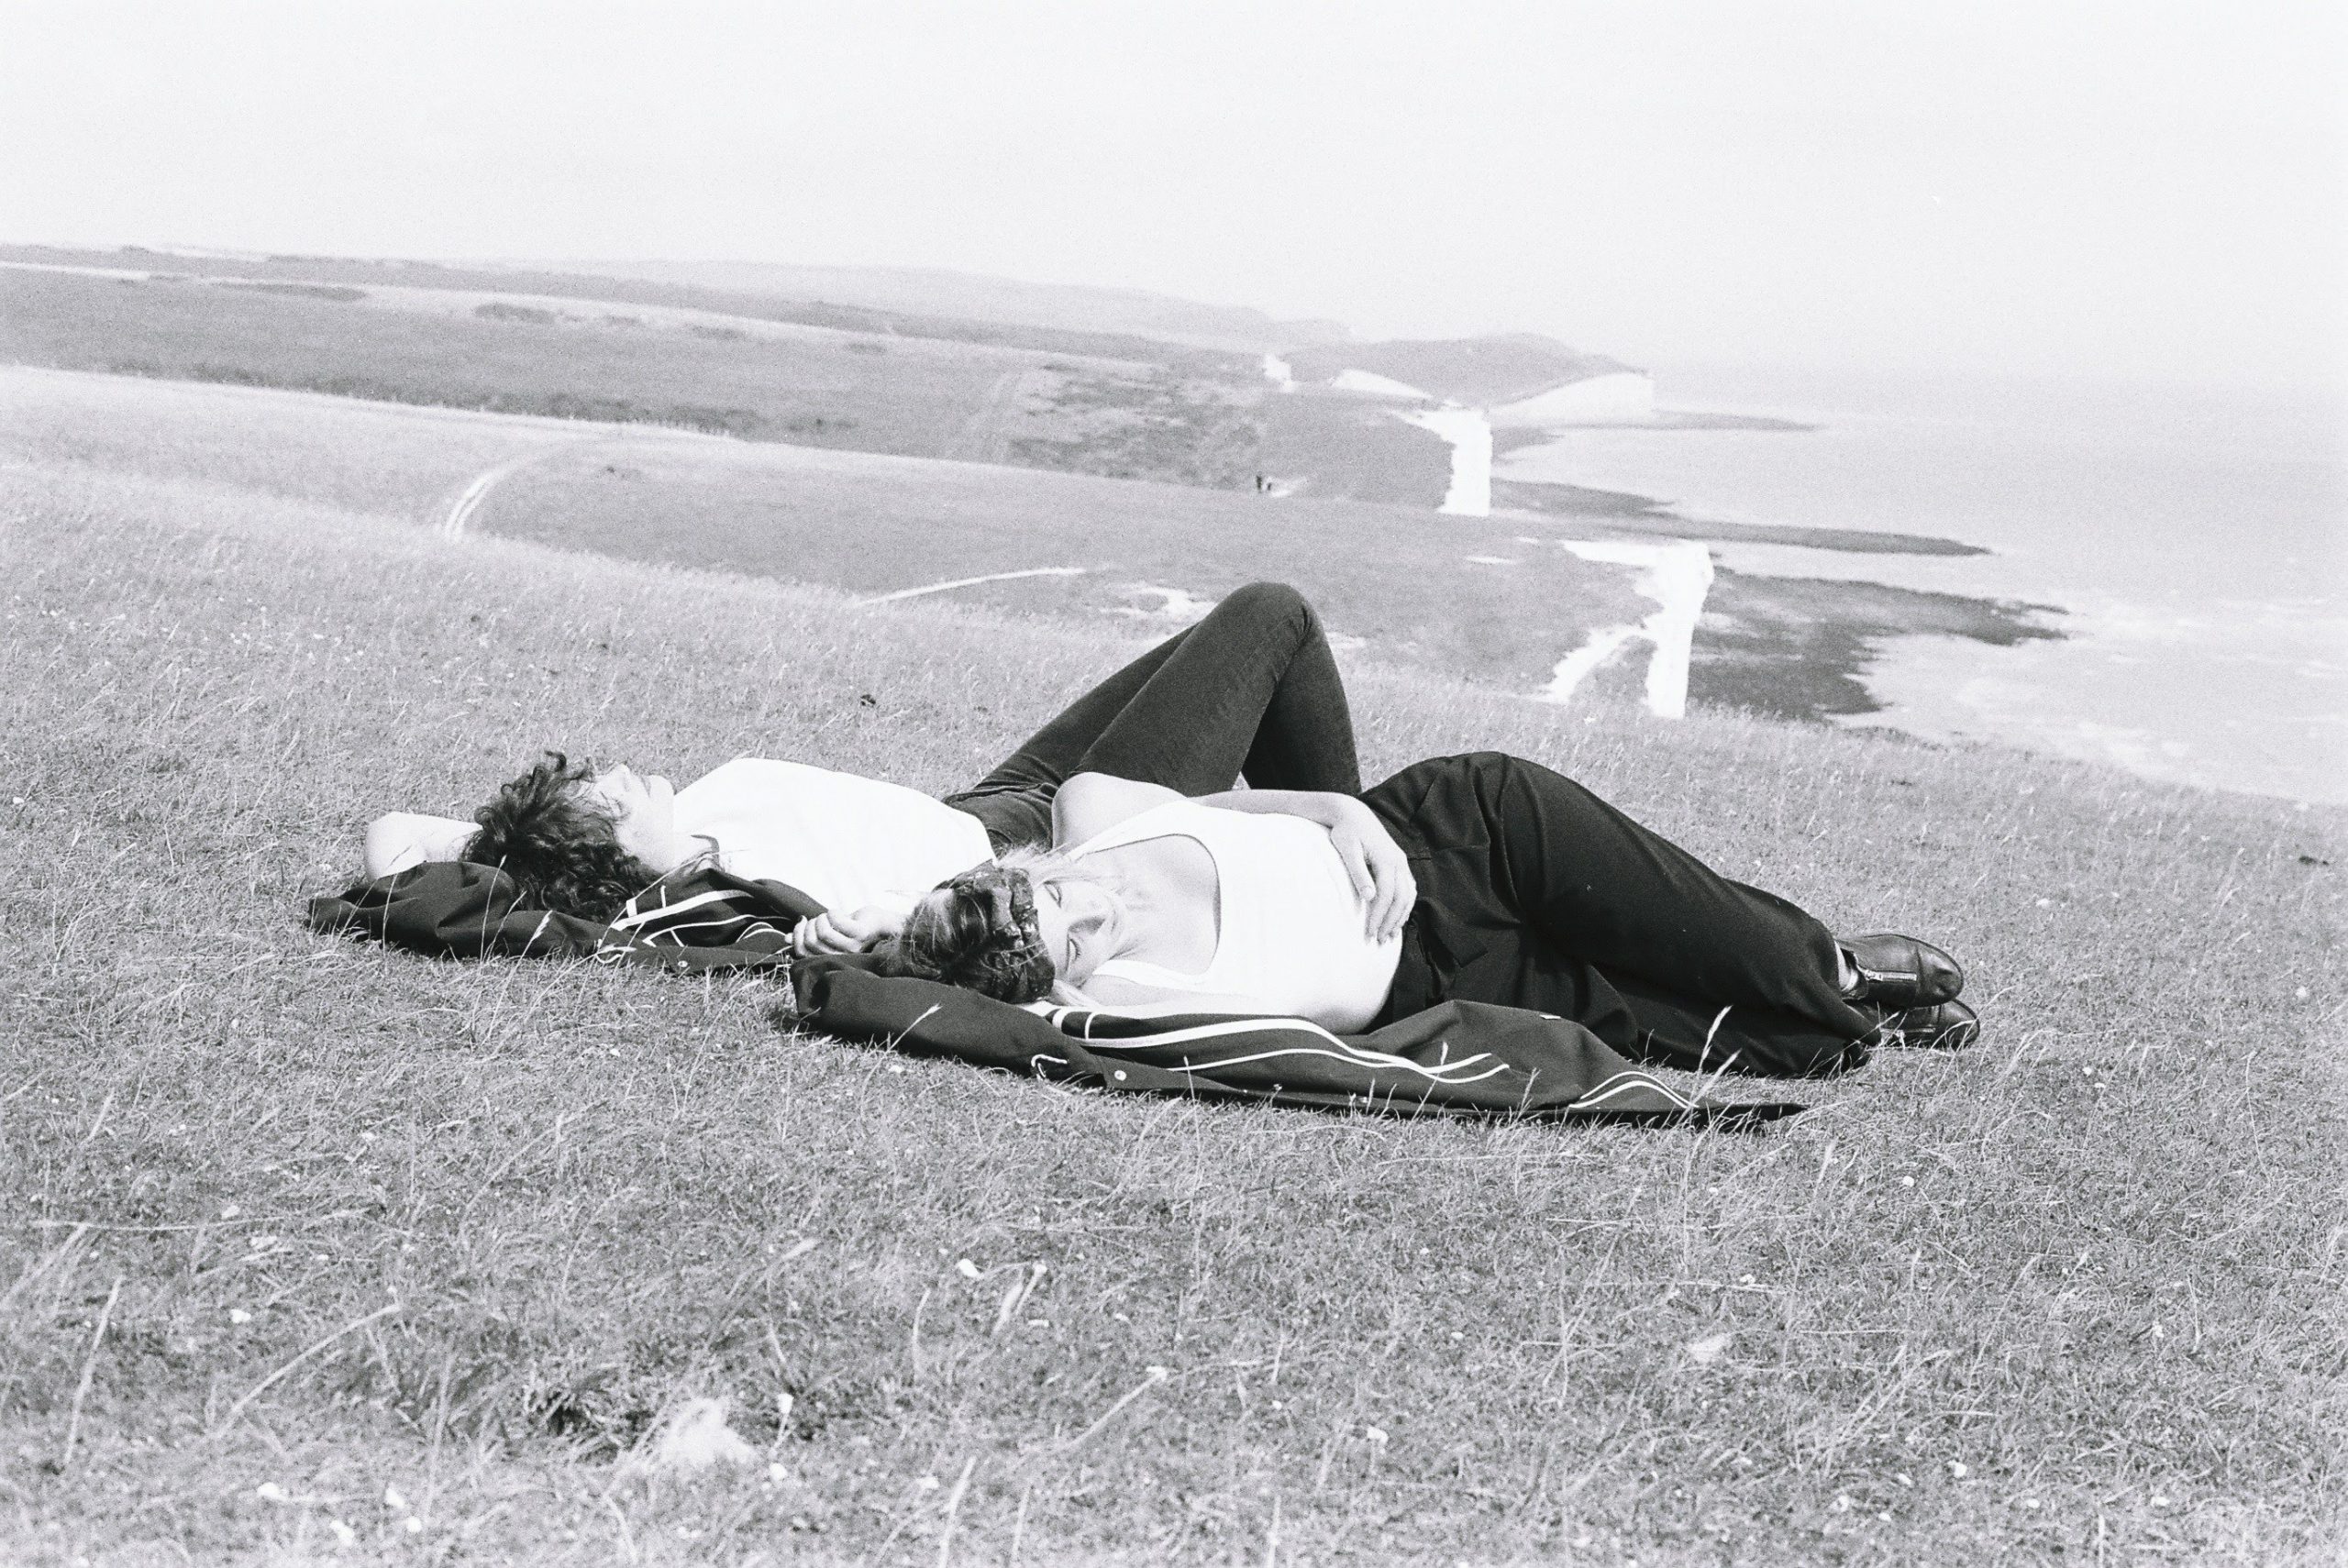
[369,759,993,914]
[674,758,992,915]
[1077,799,1401,1032]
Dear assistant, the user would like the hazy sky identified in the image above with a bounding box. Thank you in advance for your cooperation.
[3,0,2341,386]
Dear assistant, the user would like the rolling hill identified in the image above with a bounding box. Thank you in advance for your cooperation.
[2,364,2338,1563]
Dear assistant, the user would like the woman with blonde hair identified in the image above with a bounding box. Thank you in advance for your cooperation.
[881,756,1975,1078]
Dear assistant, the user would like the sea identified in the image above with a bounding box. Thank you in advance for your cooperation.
[1496,366,2348,806]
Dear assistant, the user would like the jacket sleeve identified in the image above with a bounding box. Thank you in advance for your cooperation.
[307,862,818,972]
[306,861,610,957]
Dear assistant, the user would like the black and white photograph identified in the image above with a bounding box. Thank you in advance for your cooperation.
[2,2,2341,1562]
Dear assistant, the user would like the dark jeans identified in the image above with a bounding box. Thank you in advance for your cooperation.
[1366,753,1877,1079]
[943,582,1362,850]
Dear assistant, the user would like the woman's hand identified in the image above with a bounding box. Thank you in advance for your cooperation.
[1325,801,1417,943]
[789,905,906,958]
[1190,786,1418,942]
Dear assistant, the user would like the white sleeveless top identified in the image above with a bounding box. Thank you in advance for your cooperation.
[1074,800,1401,1032]
[675,758,992,916]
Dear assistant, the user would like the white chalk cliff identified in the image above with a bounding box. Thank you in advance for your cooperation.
[1490,370,1656,427]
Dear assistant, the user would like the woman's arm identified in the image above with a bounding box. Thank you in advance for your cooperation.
[1189,789,1417,943]
[1053,774,1415,942]
[361,812,477,879]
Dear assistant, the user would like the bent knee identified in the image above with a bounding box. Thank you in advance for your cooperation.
[1216,580,1309,625]
[1463,749,1580,798]
[1448,750,1531,790]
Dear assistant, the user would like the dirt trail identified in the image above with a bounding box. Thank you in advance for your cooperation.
[951,369,1045,464]
[440,439,619,539]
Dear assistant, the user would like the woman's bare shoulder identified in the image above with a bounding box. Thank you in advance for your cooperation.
[1052,772,1184,846]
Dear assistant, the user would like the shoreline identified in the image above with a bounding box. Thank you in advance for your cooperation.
[1490,411,1814,458]
[1478,460,2051,730]
[1484,439,2073,736]
[1492,477,1990,557]
[1690,567,2064,723]
[1483,374,2345,806]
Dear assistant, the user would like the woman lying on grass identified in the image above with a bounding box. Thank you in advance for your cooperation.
[879,758,1978,1078]
[360,583,1416,953]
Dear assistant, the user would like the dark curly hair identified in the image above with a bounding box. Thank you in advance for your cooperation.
[463,752,665,923]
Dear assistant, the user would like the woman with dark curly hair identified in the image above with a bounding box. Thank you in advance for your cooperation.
[360,584,1412,943]
[460,752,692,922]
[880,759,1977,1078]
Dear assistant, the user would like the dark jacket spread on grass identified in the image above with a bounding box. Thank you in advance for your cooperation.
[306,859,818,974]
[308,863,1802,1127]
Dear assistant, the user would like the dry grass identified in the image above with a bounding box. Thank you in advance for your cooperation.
[1,402,2342,1565]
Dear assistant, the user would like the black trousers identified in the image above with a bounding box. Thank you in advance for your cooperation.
[1365,753,1876,1079]
[943,582,1361,850]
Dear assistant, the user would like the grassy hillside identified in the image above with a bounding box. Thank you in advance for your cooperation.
[6,366,2060,728]
[2,392,2342,1564]
[0,261,1268,491]
[0,264,1077,455]
[0,245,1258,370]
[0,259,2063,722]
[564,259,1352,352]
[0,368,1653,698]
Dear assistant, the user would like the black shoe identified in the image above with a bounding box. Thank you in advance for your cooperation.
[1871,999,1980,1051]
[1839,933,1965,1009]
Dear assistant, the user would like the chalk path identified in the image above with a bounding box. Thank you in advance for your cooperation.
[1378,402,1714,718]
[856,567,1089,605]
[1541,540,1715,719]
[1394,406,1495,516]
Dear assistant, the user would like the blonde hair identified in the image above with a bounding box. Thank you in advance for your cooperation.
[996,844,1126,1004]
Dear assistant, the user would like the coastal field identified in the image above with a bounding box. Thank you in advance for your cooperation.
[0,259,1265,491]
[3,381,2342,1564]
[0,246,1268,367]
[0,252,2067,724]
[0,367,1649,699]
[4,365,2061,723]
